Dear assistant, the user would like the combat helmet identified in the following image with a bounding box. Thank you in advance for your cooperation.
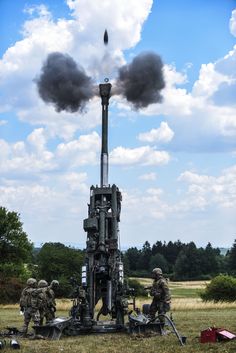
[38,279,48,288]
[152,268,163,275]
[50,280,59,288]
[27,278,37,287]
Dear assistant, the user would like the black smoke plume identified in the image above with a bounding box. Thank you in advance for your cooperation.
[116,52,165,109]
[36,52,94,113]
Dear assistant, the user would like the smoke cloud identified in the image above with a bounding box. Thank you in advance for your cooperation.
[115,52,165,109]
[36,52,94,113]
[36,51,165,113]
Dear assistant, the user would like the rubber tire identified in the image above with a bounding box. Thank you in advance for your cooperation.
[142,304,150,315]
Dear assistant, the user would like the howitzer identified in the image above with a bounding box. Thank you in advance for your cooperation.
[32,31,185,345]
[34,79,132,339]
[33,80,184,344]
[81,81,127,325]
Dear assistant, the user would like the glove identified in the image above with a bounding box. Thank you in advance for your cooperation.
[150,288,157,296]
[150,288,161,299]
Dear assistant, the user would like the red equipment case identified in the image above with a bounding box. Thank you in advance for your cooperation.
[200,327,236,343]
[200,327,219,343]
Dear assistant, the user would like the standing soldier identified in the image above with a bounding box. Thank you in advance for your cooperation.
[37,279,48,326]
[45,280,59,323]
[148,268,171,328]
[19,278,39,334]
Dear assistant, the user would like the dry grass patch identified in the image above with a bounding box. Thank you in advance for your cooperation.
[4,297,236,314]
[132,297,236,311]
[0,303,19,309]
[172,298,236,310]
[132,277,209,289]
[170,281,209,289]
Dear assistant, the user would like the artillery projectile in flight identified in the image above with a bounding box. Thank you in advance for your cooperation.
[104,29,108,45]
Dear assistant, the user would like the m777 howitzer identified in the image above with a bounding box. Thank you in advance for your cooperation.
[66,82,136,329]
[33,80,136,339]
[33,79,184,345]
[33,32,184,345]
[80,82,129,326]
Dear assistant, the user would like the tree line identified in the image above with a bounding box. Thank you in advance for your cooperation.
[123,240,233,280]
[1,206,236,302]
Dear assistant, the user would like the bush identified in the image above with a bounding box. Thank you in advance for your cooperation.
[0,278,24,304]
[200,275,236,302]
[0,262,34,282]
[128,270,150,278]
[128,278,147,297]
[56,275,75,298]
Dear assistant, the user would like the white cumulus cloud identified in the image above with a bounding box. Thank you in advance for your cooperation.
[56,131,100,167]
[0,135,55,174]
[138,121,174,143]
[230,9,236,36]
[139,172,157,181]
[110,146,170,166]
[178,165,236,210]
[0,120,7,126]
[192,63,233,98]
[66,0,153,51]
[0,130,102,175]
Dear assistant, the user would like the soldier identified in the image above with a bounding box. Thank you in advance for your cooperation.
[37,279,48,326]
[148,268,171,327]
[19,278,39,334]
[45,280,59,323]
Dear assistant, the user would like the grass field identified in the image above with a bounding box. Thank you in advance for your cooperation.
[1,280,236,353]
[134,277,207,299]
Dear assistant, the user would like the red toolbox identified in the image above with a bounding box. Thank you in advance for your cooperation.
[200,327,219,343]
[200,327,236,343]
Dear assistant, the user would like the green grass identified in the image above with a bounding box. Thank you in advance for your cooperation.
[134,278,207,299]
[171,287,201,298]
[1,307,236,352]
[1,280,236,352]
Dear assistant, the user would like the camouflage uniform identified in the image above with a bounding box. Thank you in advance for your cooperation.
[149,268,171,324]
[45,280,59,323]
[37,280,48,326]
[19,278,39,334]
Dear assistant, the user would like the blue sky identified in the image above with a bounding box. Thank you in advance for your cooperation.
[0,0,236,249]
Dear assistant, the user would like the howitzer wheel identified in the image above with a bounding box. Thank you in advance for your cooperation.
[142,304,150,315]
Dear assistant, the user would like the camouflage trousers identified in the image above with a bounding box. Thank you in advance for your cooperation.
[22,307,40,333]
[149,299,170,324]
[39,307,55,325]
[45,307,56,323]
[39,309,45,326]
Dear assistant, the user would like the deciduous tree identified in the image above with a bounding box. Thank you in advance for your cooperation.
[228,239,236,274]
[0,206,33,280]
[37,242,84,296]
